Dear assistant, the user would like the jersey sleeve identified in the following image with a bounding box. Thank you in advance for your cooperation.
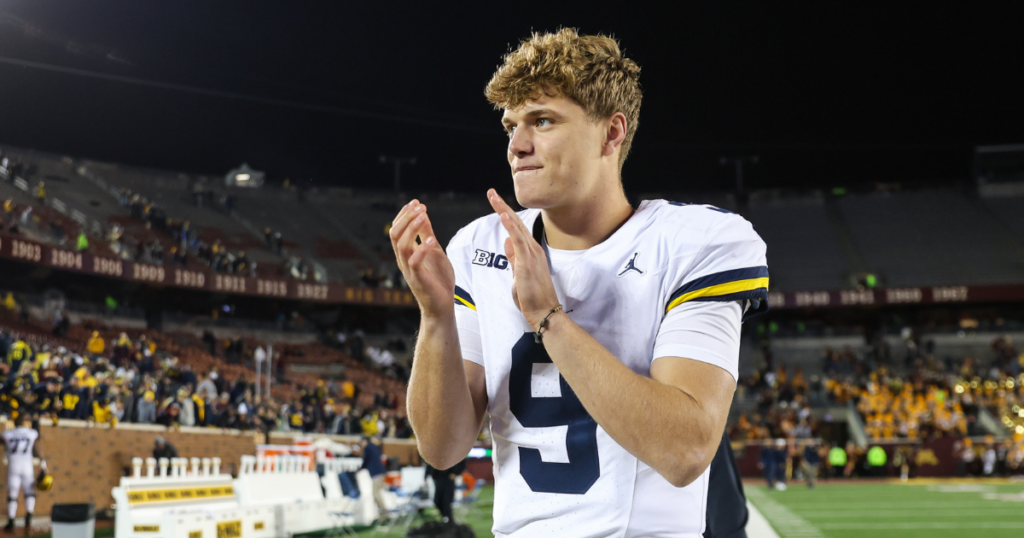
[447,227,484,366]
[663,211,769,320]
[653,211,768,381]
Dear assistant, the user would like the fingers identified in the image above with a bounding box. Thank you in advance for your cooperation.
[396,211,438,270]
[488,189,535,255]
[391,200,441,273]
[404,235,437,275]
[389,200,424,252]
[503,237,516,275]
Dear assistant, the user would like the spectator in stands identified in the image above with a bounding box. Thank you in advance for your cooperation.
[156,402,180,427]
[87,331,105,358]
[178,387,197,427]
[75,230,89,252]
[91,394,118,428]
[256,404,278,439]
[34,181,46,205]
[284,402,301,431]
[34,377,62,425]
[301,404,317,433]
[217,405,240,429]
[206,392,228,425]
[112,332,132,365]
[59,376,87,420]
[337,407,362,435]
[196,371,218,402]
[117,380,135,423]
[153,436,178,460]
[170,246,187,267]
[233,251,251,275]
[180,364,197,390]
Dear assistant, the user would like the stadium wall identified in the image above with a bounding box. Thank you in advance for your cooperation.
[0,421,420,517]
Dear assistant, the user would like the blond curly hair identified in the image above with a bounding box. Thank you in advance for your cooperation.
[485,28,643,170]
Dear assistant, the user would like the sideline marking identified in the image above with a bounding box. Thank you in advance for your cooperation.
[746,488,824,538]
[745,500,781,538]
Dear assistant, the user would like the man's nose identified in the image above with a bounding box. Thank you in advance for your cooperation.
[508,128,533,158]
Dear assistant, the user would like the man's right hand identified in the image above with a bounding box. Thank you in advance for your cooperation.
[390,200,455,319]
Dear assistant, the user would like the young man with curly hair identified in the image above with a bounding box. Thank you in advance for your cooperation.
[391,29,769,537]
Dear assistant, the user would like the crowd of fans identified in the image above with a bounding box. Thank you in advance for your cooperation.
[0,314,413,441]
[119,188,262,278]
[731,332,1024,480]
[0,149,325,284]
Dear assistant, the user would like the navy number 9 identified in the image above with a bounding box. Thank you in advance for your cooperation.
[508,333,600,494]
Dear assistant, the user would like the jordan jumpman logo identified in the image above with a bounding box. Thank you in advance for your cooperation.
[617,252,645,276]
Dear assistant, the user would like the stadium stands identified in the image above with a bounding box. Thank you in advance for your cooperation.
[747,194,853,291]
[983,194,1024,246]
[10,144,1024,294]
[837,190,1024,287]
[0,305,410,438]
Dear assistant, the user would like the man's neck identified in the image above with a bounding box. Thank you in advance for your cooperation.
[541,186,634,250]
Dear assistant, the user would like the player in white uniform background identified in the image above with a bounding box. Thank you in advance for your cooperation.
[1,416,46,533]
[391,29,768,537]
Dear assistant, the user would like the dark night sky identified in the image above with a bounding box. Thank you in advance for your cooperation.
[0,2,1020,196]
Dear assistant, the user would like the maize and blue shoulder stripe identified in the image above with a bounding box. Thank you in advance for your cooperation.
[454,285,476,311]
[666,266,769,318]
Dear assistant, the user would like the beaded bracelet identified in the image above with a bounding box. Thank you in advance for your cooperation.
[534,304,571,343]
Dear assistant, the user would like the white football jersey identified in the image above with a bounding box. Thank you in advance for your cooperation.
[3,427,39,473]
[448,200,768,538]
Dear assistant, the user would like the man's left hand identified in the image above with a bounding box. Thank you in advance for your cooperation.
[487,189,560,330]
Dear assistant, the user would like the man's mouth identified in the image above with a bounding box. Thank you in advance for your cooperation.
[515,166,542,173]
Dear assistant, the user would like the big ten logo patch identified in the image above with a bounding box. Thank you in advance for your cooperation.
[472,249,509,270]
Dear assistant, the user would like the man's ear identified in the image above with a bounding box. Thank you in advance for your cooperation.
[603,112,628,158]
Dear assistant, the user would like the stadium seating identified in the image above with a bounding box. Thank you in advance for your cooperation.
[837,190,1024,286]
[983,194,1024,245]
[746,195,852,291]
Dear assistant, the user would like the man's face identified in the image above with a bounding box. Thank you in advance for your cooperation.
[502,94,610,209]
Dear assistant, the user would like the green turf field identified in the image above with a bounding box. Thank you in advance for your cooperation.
[350,485,494,537]
[746,479,1024,538]
[32,480,1024,538]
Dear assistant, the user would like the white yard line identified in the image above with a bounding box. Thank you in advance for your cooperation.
[817,522,1024,530]
[746,488,824,538]
[799,509,1024,518]
[745,500,781,538]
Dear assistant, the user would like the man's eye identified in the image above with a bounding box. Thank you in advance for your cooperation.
[505,126,516,138]
[537,118,552,127]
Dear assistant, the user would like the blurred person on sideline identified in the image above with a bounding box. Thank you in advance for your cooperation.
[359,436,388,512]
[801,442,820,489]
[153,436,178,460]
[428,459,467,525]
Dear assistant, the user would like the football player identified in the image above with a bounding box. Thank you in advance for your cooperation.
[393,29,768,536]
[1,414,46,532]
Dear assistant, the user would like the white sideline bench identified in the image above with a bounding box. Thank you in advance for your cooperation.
[320,458,378,527]
[234,455,360,536]
[112,457,275,538]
